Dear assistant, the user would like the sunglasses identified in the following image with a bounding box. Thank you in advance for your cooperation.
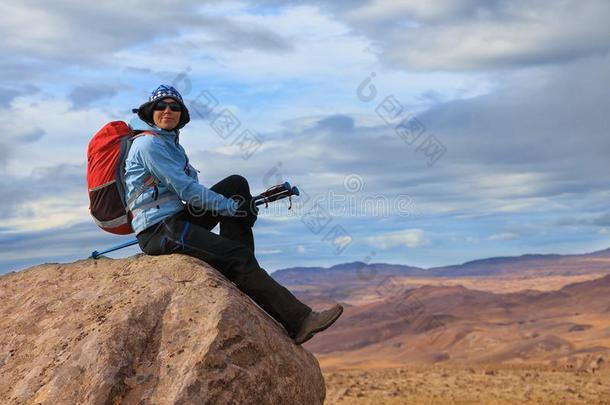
[153,100,182,112]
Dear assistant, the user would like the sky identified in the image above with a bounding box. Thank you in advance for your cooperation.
[1,0,610,274]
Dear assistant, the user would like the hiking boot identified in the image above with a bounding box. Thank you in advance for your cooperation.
[293,304,343,345]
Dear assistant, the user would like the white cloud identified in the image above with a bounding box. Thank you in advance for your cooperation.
[258,249,283,254]
[1,96,111,175]
[465,236,479,244]
[297,244,306,253]
[345,0,476,24]
[4,196,89,232]
[301,0,610,71]
[0,1,210,64]
[489,232,519,241]
[472,173,547,198]
[367,228,428,249]
[115,5,375,83]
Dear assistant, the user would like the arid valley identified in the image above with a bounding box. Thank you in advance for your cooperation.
[273,249,610,404]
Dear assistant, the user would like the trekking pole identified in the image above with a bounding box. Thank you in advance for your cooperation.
[90,182,300,259]
[90,239,139,259]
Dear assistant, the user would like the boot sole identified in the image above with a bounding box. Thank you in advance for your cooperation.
[294,305,343,345]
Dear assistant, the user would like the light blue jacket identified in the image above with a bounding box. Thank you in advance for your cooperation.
[125,117,238,235]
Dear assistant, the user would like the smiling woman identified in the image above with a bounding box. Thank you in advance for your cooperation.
[135,85,191,131]
[121,84,343,345]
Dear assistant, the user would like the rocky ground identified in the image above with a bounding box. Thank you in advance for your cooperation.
[0,255,325,404]
[323,365,610,405]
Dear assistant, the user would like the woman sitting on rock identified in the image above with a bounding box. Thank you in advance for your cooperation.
[125,84,342,344]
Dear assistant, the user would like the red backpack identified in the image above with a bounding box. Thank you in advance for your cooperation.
[87,121,156,234]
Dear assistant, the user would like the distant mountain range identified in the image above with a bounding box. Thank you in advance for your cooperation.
[272,247,610,284]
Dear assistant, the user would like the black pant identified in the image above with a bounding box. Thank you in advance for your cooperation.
[136,174,311,336]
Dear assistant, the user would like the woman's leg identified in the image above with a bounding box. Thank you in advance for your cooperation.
[185,174,254,253]
[136,211,312,337]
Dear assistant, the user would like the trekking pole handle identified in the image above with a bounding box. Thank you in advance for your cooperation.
[254,186,299,205]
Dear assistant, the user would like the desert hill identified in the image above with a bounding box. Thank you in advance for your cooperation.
[304,274,610,370]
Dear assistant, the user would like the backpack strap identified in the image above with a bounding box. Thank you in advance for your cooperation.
[131,130,157,140]
[124,131,161,211]
[125,175,158,209]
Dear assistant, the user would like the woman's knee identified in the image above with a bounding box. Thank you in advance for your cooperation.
[227,174,251,198]
[227,174,248,187]
[213,174,250,199]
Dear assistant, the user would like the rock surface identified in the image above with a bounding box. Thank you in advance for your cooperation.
[0,254,325,404]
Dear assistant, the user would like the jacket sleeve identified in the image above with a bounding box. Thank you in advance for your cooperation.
[186,163,199,182]
[137,136,238,216]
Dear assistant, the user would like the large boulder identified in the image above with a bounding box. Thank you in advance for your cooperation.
[0,254,325,404]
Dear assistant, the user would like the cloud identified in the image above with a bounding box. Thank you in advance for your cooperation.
[258,249,283,254]
[367,228,427,249]
[114,4,372,84]
[0,95,114,177]
[0,126,44,171]
[264,0,610,71]
[0,163,86,230]
[313,114,355,133]
[21,128,45,143]
[411,53,610,201]
[373,0,610,71]
[0,143,11,172]
[489,232,519,241]
[591,213,610,227]
[0,87,21,108]
[556,212,610,229]
[345,0,498,23]
[69,84,118,108]
[465,236,479,244]
[0,1,295,88]
[0,84,40,107]
[179,19,294,54]
[0,2,221,64]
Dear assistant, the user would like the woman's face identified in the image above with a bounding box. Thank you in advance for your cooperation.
[152,97,182,130]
